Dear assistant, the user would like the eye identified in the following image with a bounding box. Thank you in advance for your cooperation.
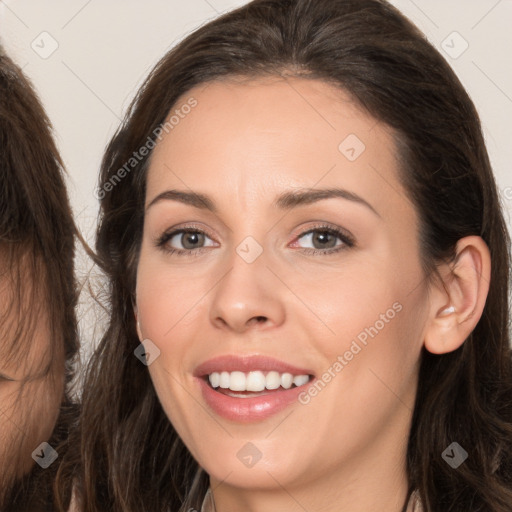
[155,223,355,257]
[291,224,355,255]
[156,226,217,255]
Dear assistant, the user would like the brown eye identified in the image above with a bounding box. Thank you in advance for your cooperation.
[179,231,206,250]
[309,230,338,249]
[295,227,353,252]
[156,227,216,255]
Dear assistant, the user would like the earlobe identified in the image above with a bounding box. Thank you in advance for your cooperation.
[424,236,491,355]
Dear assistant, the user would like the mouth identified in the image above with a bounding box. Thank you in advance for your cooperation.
[194,355,315,422]
[204,370,312,397]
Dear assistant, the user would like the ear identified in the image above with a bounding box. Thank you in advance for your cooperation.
[424,236,491,355]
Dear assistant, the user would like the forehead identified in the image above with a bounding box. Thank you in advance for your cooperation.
[146,76,410,221]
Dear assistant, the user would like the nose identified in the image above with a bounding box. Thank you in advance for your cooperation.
[209,248,286,334]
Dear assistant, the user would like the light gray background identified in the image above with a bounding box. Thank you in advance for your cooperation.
[1,0,511,373]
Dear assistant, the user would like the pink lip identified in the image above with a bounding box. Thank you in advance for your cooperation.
[194,355,315,423]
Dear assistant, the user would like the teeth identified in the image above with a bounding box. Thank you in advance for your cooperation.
[281,373,293,389]
[219,371,230,389]
[208,370,311,392]
[209,372,220,388]
[265,371,281,390]
[293,374,309,387]
[230,371,246,391]
[246,371,266,392]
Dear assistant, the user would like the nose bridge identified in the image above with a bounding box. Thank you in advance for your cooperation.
[209,235,285,331]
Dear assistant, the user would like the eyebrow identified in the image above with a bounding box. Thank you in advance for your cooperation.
[146,187,380,217]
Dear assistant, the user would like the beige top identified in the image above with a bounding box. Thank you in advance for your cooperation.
[200,488,423,511]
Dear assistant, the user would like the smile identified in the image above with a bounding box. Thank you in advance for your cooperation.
[194,355,315,422]
[208,370,311,393]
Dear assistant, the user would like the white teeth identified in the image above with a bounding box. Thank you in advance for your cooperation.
[219,371,230,389]
[246,371,266,392]
[207,371,310,392]
[209,372,220,388]
[293,374,309,387]
[265,371,281,390]
[230,371,246,391]
[281,373,293,389]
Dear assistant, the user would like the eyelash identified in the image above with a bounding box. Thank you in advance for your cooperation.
[155,222,355,258]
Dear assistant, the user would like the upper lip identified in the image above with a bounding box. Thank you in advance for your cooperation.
[194,355,314,377]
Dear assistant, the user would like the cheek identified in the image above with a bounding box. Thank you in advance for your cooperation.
[135,257,209,343]
[287,257,404,347]
[135,255,207,418]
[0,378,62,480]
[0,385,20,457]
[313,244,424,351]
[299,255,426,411]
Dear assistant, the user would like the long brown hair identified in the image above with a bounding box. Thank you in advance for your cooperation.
[0,47,79,510]
[64,0,512,510]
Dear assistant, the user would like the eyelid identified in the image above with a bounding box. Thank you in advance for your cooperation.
[156,220,355,255]
[156,221,217,240]
[290,222,355,247]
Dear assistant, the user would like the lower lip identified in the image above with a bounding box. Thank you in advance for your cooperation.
[196,377,310,422]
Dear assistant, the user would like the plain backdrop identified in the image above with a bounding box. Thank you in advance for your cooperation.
[1,0,511,375]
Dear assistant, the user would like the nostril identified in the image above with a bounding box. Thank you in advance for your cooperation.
[246,316,267,327]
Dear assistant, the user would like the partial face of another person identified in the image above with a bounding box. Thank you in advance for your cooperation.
[0,255,63,491]
[135,77,431,491]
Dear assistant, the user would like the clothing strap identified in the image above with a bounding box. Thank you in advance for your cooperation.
[200,487,423,511]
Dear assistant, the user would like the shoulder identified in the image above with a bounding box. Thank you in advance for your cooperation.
[67,485,80,512]
[406,489,423,512]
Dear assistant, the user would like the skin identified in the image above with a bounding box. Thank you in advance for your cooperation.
[0,254,63,497]
[135,76,491,512]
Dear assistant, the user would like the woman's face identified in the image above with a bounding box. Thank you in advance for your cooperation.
[136,77,431,493]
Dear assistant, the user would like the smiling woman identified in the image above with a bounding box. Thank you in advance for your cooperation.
[63,0,512,511]
[0,47,79,511]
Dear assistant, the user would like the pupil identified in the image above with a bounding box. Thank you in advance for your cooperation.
[314,231,334,249]
[183,232,203,249]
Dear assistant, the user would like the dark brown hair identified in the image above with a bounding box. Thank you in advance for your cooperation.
[64,0,512,510]
[0,47,79,510]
